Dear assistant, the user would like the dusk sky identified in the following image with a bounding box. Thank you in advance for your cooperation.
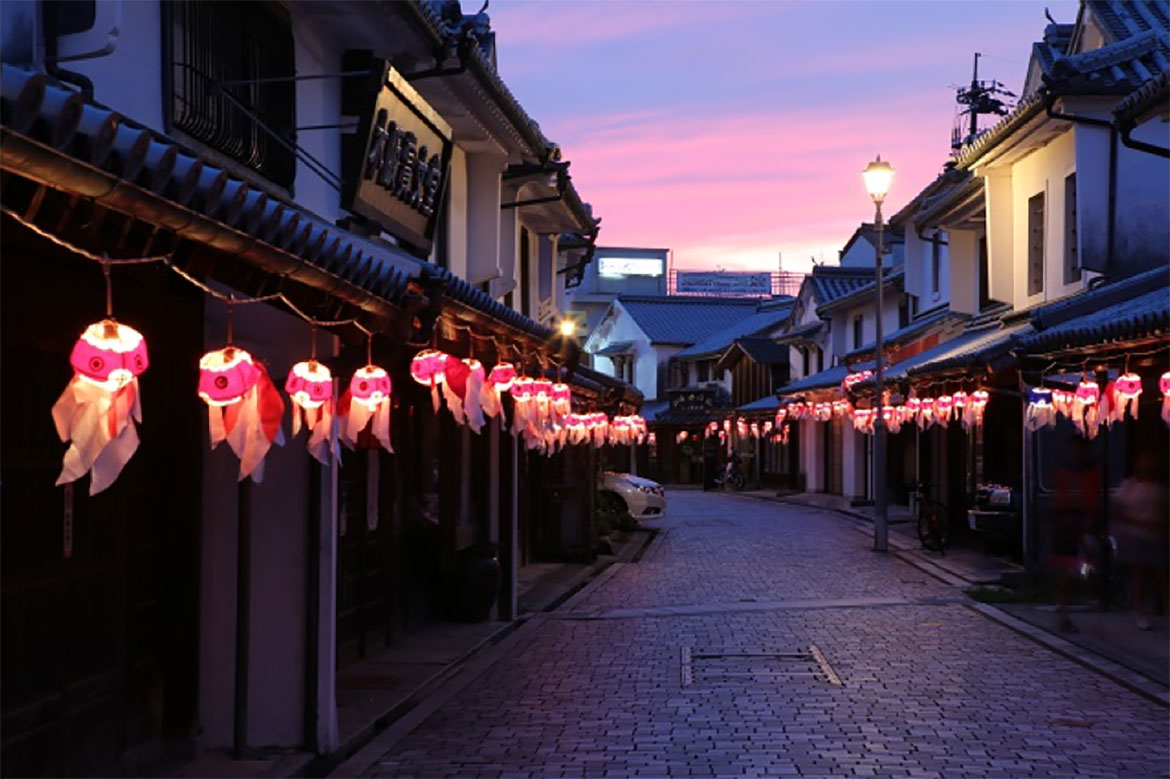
[490,0,1080,273]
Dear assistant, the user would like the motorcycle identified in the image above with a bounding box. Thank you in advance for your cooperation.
[712,452,747,491]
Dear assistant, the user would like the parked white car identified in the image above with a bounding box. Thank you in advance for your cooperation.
[600,472,666,519]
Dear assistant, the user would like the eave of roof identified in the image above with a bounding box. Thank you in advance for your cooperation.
[815,270,905,316]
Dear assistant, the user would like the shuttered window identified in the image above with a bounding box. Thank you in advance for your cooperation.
[1028,192,1045,297]
[166,1,296,188]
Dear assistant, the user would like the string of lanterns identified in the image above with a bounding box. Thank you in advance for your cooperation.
[1024,370,1170,439]
[23,208,646,496]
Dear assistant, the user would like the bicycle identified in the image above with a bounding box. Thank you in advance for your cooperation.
[913,481,949,554]
[712,452,747,491]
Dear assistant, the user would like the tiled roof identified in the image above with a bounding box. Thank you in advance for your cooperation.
[777,363,851,396]
[1017,268,1170,354]
[838,222,906,260]
[1047,28,1170,94]
[592,340,635,356]
[731,338,792,365]
[738,394,781,413]
[1088,0,1170,43]
[0,64,417,305]
[617,296,760,346]
[0,64,607,378]
[841,308,968,362]
[815,269,905,315]
[773,321,825,344]
[411,1,598,233]
[1115,69,1170,124]
[904,320,1034,378]
[806,266,875,304]
[674,300,795,359]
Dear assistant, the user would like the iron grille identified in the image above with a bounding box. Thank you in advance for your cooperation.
[167,0,296,188]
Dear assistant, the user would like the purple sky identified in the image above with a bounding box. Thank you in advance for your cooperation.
[490,0,1079,272]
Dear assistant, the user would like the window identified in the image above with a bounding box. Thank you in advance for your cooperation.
[520,228,531,316]
[167,1,296,188]
[898,300,909,329]
[816,347,824,373]
[1028,191,1045,297]
[1064,173,1080,284]
[852,316,863,349]
[978,234,991,311]
[799,346,809,376]
[697,361,710,383]
[931,235,941,294]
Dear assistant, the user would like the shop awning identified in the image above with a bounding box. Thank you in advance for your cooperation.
[903,320,1033,379]
[777,363,851,396]
[738,394,780,413]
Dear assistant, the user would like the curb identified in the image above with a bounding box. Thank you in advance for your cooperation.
[732,490,1170,706]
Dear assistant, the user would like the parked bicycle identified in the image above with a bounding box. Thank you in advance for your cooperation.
[913,481,949,554]
[713,452,747,491]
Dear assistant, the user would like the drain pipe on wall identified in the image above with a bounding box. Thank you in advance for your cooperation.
[1042,90,1117,278]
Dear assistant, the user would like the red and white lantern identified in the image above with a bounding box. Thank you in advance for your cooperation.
[199,346,285,482]
[52,320,149,494]
[1074,380,1101,439]
[410,349,447,412]
[285,360,335,464]
[1161,371,1170,427]
[340,364,393,454]
[441,356,486,432]
[1111,372,1142,423]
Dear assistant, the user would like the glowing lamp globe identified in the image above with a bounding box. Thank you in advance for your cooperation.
[410,349,447,387]
[285,360,333,409]
[862,155,895,204]
[350,365,392,410]
[488,362,516,391]
[199,347,261,406]
[70,319,149,391]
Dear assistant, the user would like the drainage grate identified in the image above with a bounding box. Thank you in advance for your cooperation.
[681,644,843,688]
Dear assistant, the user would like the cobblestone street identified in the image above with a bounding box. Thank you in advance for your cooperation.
[361,490,1169,778]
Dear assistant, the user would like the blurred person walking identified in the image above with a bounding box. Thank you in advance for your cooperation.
[1050,437,1100,633]
[1114,451,1169,631]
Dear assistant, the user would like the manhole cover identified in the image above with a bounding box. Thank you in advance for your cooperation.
[681,644,843,688]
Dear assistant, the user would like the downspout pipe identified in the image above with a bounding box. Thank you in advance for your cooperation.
[1042,90,1117,279]
[42,4,95,100]
[1116,121,1170,158]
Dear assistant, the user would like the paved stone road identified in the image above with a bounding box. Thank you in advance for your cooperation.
[365,490,1170,778]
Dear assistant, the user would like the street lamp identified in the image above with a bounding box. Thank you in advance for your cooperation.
[863,155,894,552]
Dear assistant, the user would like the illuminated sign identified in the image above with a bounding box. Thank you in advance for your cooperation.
[342,62,453,254]
[676,271,771,295]
[598,257,664,278]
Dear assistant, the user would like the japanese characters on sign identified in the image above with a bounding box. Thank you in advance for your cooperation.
[342,62,453,254]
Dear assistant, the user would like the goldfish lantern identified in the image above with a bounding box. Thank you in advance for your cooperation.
[566,414,587,445]
[953,391,969,427]
[199,346,284,482]
[1051,388,1074,420]
[551,383,572,421]
[917,397,935,430]
[285,360,335,464]
[707,421,719,437]
[648,431,657,446]
[763,420,773,434]
[1161,372,1170,427]
[591,413,609,448]
[1074,380,1101,439]
[677,430,689,444]
[736,418,748,437]
[1112,372,1142,423]
[52,320,149,494]
[883,405,902,434]
[480,362,516,421]
[969,389,989,427]
[339,364,393,453]
[1025,387,1056,431]
[510,377,535,437]
[935,395,954,424]
[410,349,447,412]
[723,418,732,433]
[906,396,921,424]
[852,407,874,434]
[750,422,760,438]
[611,416,632,445]
[441,356,486,432]
[775,408,787,425]
[531,379,554,433]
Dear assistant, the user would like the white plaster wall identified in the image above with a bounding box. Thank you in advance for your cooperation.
[800,420,823,492]
[833,294,902,354]
[984,169,1014,304]
[585,302,657,400]
[842,426,867,500]
[1114,118,1170,272]
[66,1,165,133]
[199,296,318,750]
[948,229,980,315]
[470,154,507,286]
[839,239,876,268]
[1011,129,1082,309]
[289,6,343,223]
[446,146,470,280]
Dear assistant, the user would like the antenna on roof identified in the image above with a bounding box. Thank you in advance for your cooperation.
[951,52,1017,153]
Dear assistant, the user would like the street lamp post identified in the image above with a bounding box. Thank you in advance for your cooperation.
[862,155,894,552]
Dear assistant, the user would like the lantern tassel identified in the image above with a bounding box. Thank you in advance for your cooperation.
[53,376,143,495]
